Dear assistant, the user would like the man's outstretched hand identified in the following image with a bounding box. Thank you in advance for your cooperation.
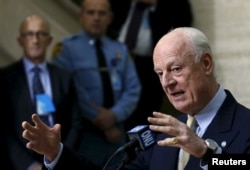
[22,114,61,161]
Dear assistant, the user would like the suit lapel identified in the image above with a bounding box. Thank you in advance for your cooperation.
[8,60,35,121]
[14,60,34,104]
[202,90,238,150]
[185,90,238,169]
[47,64,57,105]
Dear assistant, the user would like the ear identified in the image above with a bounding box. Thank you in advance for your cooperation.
[108,11,113,25]
[201,52,213,75]
[17,36,23,47]
[47,36,53,45]
[78,11,82,22]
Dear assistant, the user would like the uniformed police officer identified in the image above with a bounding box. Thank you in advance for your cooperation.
[52,0,141,167]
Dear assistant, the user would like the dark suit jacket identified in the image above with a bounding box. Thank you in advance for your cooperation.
[125,90,250,170]
[0,59,82,170]
[48,90,250,170]
[0,119,13,169]
[108,0,193,46]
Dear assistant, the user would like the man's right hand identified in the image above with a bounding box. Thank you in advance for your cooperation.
[92,104,116,130]
[104,126,122,144]
[22,114,61,161]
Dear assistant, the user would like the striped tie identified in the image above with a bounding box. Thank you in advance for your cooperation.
[32,66,44,95]
[178,115,197,170]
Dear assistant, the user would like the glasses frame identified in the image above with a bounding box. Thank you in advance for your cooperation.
[20,31,50,39]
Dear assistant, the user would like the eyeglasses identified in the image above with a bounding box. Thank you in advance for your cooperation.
[21,31,50,39]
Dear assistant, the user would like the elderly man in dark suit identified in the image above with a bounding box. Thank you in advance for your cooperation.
[0,15,81,170]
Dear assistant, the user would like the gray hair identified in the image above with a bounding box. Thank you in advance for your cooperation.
[183,27,212,63]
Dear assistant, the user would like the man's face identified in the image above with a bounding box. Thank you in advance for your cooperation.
[79,0,112,38]
[18,16,52,64]
[153,33,211,114]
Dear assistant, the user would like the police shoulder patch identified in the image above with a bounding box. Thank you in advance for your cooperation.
[52,42,63,58]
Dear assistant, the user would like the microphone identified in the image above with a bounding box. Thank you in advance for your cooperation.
[102,125,156,170]
[117,125,156,153]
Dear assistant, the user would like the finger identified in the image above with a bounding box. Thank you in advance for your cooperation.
[22,129,40,146]
[26,141,39,153]
[148,113,172,126]
[22,129,30,140]
[32,114,42,124]
[32,114,48,128]
[22,127,37,140]
[26,142,34,150]
[157,137,180,147]
[149,124,178,136]
[53,124,62,137]
[152,112,168,118]
[22,121,34,131]
[54,124,61,132]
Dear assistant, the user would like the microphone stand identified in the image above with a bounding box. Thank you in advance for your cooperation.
[102,139,138,170]
[116,145,137,169]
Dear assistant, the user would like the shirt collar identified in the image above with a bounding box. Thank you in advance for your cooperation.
[80,30,107,46]
[194,85,226,135]
[23,57,47,73]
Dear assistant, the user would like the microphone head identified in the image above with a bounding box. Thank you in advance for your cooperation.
[127,125,156,150]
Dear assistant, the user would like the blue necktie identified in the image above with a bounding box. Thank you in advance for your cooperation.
[32,66,44,95]
[32,66,50,126]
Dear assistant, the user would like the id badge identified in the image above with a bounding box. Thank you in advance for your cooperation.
[111,70,121,91]
[36,94,56,115]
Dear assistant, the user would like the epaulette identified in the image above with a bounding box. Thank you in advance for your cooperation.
[52,42,63,58]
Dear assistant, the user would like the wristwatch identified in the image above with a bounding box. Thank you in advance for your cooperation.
[202,139,219,163]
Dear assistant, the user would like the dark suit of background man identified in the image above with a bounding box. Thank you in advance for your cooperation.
[0,15,81,170]
[108,0,193,130]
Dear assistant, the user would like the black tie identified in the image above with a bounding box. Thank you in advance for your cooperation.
[125,2,148,51]
[95,39,114,108]
[32,66,50,126]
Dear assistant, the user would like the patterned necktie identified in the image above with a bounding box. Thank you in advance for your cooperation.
[125,2,148,51]
[95,39,114,108]
[32,66,50,126]
[32,66,44,95]
[178,115,197,170]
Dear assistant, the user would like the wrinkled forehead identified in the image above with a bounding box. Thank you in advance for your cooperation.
[20,15,50,33]
[154,32,188,58]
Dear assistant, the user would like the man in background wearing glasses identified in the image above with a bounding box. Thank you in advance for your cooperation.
[0,15,82,170]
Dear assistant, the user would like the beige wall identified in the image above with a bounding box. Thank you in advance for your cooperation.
[190,0,250,107]
[1,0,250,107]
